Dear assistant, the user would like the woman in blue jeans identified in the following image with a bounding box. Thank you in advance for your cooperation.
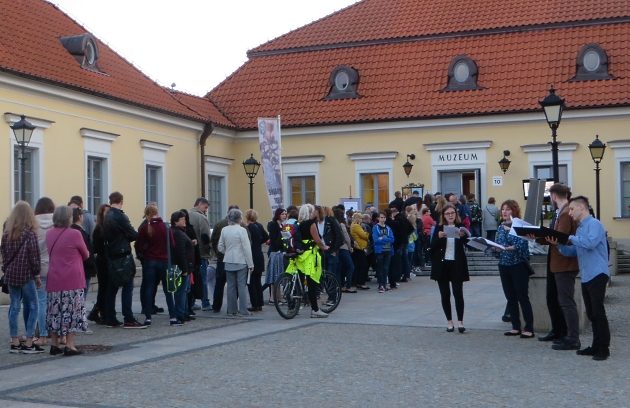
[1,201,43,354]
[136,205,177,326]
[495,199,534,338]
[372,212,394,293]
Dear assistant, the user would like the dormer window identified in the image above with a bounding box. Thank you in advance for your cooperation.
[60,33,101,71]
[326,65,359,100]
[445,55,479,91]
[574,43,611,81]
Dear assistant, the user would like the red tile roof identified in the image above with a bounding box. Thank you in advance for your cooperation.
[0,0,230,125]
[251,0,630,54]
[208,0,630,129]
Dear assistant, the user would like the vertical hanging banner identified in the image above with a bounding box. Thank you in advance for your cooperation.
[258,117,283,212]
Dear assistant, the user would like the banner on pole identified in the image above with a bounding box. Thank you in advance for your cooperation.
[257,117,283,212]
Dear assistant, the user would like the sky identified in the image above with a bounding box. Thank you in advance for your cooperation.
[51,0,359,96]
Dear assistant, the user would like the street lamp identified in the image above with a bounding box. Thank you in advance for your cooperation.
[402,154,415,177]
[539,86,566,183]
[10,115,35,201]
[588,135,606,220]
[498,150,511,174]
[242,153,261,209]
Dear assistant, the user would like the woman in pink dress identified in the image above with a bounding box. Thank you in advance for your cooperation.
[46,206,89,356]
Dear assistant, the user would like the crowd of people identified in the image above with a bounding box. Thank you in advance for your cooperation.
[1,185,611,361]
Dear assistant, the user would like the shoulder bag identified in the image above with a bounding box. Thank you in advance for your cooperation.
[165,224,183,293]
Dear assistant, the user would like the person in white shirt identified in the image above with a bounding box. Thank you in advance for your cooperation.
[218,209,253,316]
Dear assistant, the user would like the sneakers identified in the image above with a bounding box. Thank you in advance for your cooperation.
[378,286,385,293]
[310,309,328,318]
[9,344,21,354]
[20,344,45,354]
[170,319,184,326]
[105,320,122,328]
[123,320,148,329]
[143,319,152,326]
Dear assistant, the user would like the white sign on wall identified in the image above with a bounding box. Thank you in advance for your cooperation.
[492,176,503,186]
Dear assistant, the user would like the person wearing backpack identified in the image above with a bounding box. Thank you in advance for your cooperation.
[467,194,482,237]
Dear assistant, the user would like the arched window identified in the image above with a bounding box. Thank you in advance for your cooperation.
[326,65,360,100]
[445,55,479,91]
[574,43,611,81]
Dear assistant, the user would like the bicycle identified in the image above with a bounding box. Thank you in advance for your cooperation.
[274,254,341,320]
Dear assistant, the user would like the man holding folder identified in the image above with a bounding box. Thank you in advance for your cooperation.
[538,184,580,350]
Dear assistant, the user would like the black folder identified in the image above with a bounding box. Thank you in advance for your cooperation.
[512,226,570,244]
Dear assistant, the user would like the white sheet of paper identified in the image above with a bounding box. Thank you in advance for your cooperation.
[444,225,460,238]
[509,217,533,236]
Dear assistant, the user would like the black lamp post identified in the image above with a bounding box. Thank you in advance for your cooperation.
[539,86,565,183]
[588,135,606,220]
[242,153,261,209]
[402,154,415,177]
[498,150,511,174]
[10,115,35,201]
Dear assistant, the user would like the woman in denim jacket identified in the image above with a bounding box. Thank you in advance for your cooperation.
[495,199,534,338]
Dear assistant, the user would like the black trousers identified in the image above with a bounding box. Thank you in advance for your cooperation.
[546,259,567,337]
[351,249,369,286]
[499,263,534,332]
[95,260,108,314]
[212,261,226,312]
[582,273,610,354]
[248,268,264,308]
[437,268,464,321]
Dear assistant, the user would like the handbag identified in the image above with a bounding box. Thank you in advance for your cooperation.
[107,253,136,287]
[165,224,182,293]
[0,275,8,294]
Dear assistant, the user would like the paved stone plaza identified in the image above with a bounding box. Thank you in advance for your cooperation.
[1,274,628,408]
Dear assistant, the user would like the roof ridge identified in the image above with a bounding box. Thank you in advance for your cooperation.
[249,15,630,58]
[246,0,364,57]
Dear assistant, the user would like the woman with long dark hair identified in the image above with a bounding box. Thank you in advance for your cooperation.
[265,207,287,303]
[245,209,269,311]
[89,204,110,324]
[429,204,470,333]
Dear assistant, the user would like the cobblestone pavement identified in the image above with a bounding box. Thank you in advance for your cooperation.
[1,274,628,408]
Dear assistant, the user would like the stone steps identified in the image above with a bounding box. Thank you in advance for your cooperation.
[618,253,630,274]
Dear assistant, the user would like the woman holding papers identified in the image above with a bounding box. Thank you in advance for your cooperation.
[429,204,470,333]
[495,200,534,338]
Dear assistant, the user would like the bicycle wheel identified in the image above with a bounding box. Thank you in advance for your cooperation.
[319,271,341,314]
[274,273,301,319]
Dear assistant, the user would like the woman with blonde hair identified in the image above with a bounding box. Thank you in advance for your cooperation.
[350,212,370,290]
[1,201,42,354]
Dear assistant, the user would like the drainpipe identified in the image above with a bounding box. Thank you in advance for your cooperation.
[199,122,214,197]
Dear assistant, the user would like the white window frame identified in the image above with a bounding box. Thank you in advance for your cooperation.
[282,155,323,207]
[5,114,51,207]
[81,128,117,213]
[86,156,107,215]
[205,155,232,221]
[288,175,317,206]
[521,143,577,187]
[140,140,171,215]
[609,140,630,218]
[349,152,396,210]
